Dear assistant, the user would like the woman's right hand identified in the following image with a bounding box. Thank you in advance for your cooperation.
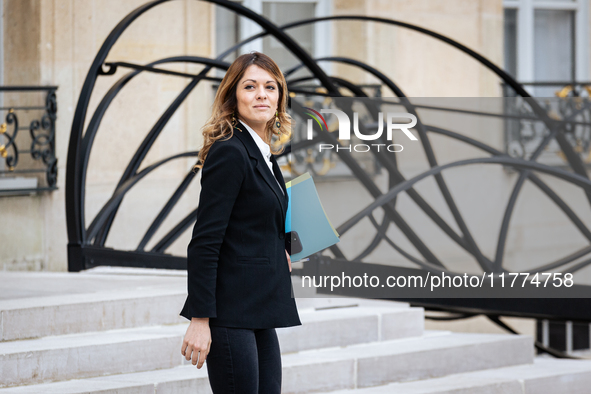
[181,317,212,369]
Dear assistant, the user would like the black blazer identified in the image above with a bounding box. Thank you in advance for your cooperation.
[180,121,301,329]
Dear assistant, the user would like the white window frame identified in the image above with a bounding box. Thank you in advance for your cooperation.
[504,0,590,85]
[240,0,332,74]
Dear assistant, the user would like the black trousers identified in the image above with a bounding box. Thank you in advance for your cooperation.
[206,326,282,394]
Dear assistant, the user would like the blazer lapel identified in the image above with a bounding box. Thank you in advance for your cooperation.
[233,122,286,213]
[271,155,288,213]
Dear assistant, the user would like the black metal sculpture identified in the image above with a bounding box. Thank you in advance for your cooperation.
[66,0,591,341]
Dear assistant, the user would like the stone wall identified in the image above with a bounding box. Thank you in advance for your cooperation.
[332,0,504,96]
[1,0,213,271]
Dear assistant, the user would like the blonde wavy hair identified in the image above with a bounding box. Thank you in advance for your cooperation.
[194,52,291,170]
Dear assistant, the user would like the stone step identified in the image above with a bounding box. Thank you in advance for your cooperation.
[281,331,533,392]
[0,270,188,341]
[0,269,414,342]
[0,304,422,388]
[0,286,188,341]
[0,364,211,394]
[0,324,184,389]
[280,304,424,353]
[323,358,591,394]
[0,331,533,392]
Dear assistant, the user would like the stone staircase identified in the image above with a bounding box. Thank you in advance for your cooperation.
[1,270,591,393]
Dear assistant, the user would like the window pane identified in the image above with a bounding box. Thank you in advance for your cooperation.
[534,9,574,96]
[504,9,518,79]
[215,3,241,62]
[262,2,315,78]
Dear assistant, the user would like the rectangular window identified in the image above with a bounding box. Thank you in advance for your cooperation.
[504,8,518,79]
[503,0,587,97]
[503,0,591,170]
[214,0,326,78]
[262,1,316,78]
[215,1,242,76]
[533,9,575,96]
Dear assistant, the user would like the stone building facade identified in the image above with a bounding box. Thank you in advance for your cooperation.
[1,0,590,275]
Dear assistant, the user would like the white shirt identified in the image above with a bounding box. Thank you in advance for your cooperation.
[239,120,284,195]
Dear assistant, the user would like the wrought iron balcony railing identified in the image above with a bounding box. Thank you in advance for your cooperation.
[502,82,591,170]
[0,86,58,196]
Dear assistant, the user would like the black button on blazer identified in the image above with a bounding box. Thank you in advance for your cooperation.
[180,121,302,329]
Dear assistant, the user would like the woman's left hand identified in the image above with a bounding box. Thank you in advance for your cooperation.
[285,250,291,272]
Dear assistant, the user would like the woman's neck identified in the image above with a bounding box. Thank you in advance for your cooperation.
[240,119,267,143]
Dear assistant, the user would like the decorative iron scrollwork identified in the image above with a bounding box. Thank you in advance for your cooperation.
[1,109,18,170]
[0,87,58,193]
[64,1,591,332]
[505,90,591,168]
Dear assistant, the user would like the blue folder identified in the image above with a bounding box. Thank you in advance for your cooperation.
[285,173,340,261]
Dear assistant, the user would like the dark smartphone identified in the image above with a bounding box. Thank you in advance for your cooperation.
[285,231,303,255]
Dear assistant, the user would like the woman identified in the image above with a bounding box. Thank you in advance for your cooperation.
[179,52,301,394]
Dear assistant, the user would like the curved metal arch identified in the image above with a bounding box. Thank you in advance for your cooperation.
[337,156,591,236]
[137,168,199,252]
[290,98,446,266]
[225,12,590,265]
[494,104,591,270]
[91,58,231,246]
[97,56,399,249]
[364,213,448,273]
[285,57,405,98]
[425,124,591,245]
[80,56,230,236]
[531,245,591,274]
[288,71,470,266]
[66,0,339,264]
[567,256,591,275]
[61,1,591,335]
[287,56,495,270]
[299,57,591,271]
[339,118,591,266]
[90,77,202,245]
[218,13,585,186]
[151,205,200,253]
[139,74,372,253]
[302,77,404,264]
[316,114,591,270]
[61,0,588,298]
[226,15,528,98]
[86,151,198,241]
[329,149,591,289]
[229,14,591,272]
[286,74,402,263]
[288,74,482,266]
